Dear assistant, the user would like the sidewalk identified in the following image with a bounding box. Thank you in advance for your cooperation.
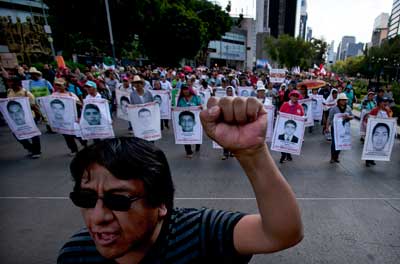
[352,107,400,137]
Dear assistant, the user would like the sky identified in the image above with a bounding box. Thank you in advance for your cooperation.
[216,0,394,50]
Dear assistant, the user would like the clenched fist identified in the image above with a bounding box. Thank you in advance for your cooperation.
[200,97,267,153]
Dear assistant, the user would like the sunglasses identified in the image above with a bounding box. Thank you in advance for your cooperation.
[70,190,143,211]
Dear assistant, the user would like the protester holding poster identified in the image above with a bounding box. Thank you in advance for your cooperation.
[299,98,313,127]
[332,113,352,151]
[326,93,353,163]
[271,113,305,156]
[238,86,254,97]
[359,91,376,142]
[2,78,41,158]
[363,97,394,167]
[115,88,131,121]
[270,69,286,83]
[278,90,304,163]
[150,82,171,130]
[80,99,115,140]
[45,78,87,156]
[128,102,161,141]
[176,85,202,158]
[322,88,338,138]
[310,89,323,122]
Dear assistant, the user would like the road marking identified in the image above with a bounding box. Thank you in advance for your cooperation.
[0,197,400,201]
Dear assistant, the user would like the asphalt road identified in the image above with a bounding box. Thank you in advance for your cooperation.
[0,118,399,264]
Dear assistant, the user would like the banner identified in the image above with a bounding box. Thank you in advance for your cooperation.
[128,102,161,141]
[271,112,305,155]
[237,86,254,97]
[115,89,131,121]
[333,113,352,151]
[269,69,286,83]
[0,97,41,140]
[149,90,171,120]
[40,95,78,135]
[214,88,227,98]
[311,94,324,121]
[362,117,397,161]
[79,98,114,140]
[299,98,314,127]
[172,106,203,144]
[198,90,211,109]
[264,105,275,142]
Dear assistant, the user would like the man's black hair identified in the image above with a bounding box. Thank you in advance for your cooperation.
[70,137,175,213]
[138,108,151,115]
[6,100,23,112]
[85,104,100,112]
[372,123,390,137]
[179,111,195,121]
[284,119,297,128]
[120,96,130,104]
[153,95,162,101]
[50,99,65,108]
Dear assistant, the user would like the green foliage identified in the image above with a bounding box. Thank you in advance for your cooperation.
[310,38,328,66]
[392,81,400,105]
[332,56,367,77]
[31,60,86,72]
[44,0,232,65]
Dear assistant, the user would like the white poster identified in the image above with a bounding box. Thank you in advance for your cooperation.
[149,90,171,120]
[271,112,306,155]
[269,69,286,83]
[311,94,324,121]
[0,97,41,140]
[362,118,397,161]
[215,88,227,98]
[198,90,211,109]
[172,106,203,144]
[359,109,370,136]
[40,95,77,135]
[333,113,352,151]
[237,86,254,97]
[212,141,223,149]
[128,102,161,141]
[116,89,131,121]
[79,98,114,140]
[264,105,275,142]
[299,98,314,127]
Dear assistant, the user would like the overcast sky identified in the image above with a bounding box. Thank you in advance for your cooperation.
[216,0,394,50]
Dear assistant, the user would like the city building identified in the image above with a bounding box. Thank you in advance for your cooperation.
[388,0,400,39]
[306,27,312,42]
[256,0,270,33]
[371,13,389,47]
[298,0,308,39]
[337,36,355,61]
[374,13,390,30]
[326,41,336,65]
[345,42,364,58]
[240,17,257,69]
[268,0,301,38]
[0,0,49,23]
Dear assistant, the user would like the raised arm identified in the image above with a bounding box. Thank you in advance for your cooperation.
[200,97,303,255]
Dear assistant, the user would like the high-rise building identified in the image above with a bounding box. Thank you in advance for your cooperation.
[338,36,355,61]
[388,0,400,39]
[256,0,270,33]
[240,17,257,69]
[326,41,336,65]
[371,13,389,47]
[374,13,390,30]
[306,27,312,42]
[298,0,308,39]
[268,0,301,38]
[345,42,364,58]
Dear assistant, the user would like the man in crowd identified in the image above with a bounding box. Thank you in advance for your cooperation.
[58,96,303,263]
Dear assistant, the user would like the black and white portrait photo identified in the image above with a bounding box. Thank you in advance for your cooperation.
[362,118,396,161]
[116,89,131,121]
[172,107,203,144]
[79,98,114,140]
[128,102,161,141]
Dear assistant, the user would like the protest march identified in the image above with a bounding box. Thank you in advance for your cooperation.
[1,63,397,165]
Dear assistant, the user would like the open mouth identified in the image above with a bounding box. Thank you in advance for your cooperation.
[93,232,120,246]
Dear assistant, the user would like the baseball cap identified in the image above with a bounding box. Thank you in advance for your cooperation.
[84,80,97,89]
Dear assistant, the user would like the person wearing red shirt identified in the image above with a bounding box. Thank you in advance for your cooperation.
[279,90,304,163]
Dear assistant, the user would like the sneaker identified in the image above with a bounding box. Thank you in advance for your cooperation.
[68,152,77,157]
[330,159,335,164]
[31,154,41,159]
[287,156,293,161]
[371,161,376,165]
[186,154,193,159]
[221,156,228,160]
[279,158,285,164]
[334,159,340,163]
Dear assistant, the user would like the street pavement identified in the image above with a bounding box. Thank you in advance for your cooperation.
[0,117,399,264]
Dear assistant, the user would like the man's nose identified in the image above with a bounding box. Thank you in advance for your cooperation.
[91,199,114,225]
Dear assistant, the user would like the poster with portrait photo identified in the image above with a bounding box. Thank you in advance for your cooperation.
[198,90,211,109]
[0,97,41,140]
[310,94,324,121]
[149,90,171,120]
[237,86,254,97]
[79,98,114,140]
[116,89,131,121]
[271,112,306,155]
[40,95,78,135]
[333,113,352,151]
[264,105,275,142]
[299,98,313,127]
[128,102,161,141]
[214,88,227,98]
[172,106,203,144]
[362,117,397,161]
[269,69,286,83]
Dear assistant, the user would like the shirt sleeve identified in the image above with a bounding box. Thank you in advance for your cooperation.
[200,209,252,263]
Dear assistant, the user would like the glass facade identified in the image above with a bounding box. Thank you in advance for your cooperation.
[208,32,246,61]
[388,0,400,39]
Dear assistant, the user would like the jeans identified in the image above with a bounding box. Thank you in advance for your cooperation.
[184,144,200,155]
[63,134,87,153]
[17,135,41,155]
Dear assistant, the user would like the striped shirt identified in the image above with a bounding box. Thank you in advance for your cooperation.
[57,208,252,264]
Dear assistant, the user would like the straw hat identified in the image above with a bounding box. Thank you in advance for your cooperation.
[337,93,348,100]
[28,67,42,76]
[132,75,144,83]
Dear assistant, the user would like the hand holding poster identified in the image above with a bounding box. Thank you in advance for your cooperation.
[299,98,314,127]
[237,86,254,97]
[333,113,352,150]
[149,90,171,120]
[264,105,275,142]
[310,94,323,121]
[40,95,78,135]
[0,97,41,140]
[271,112,305,155]
[270,69,286,83]
[128,102,161,141]
[362,117,397,161]
[172,106,203,144]
[116,89,131,121]
[79,98,114,140]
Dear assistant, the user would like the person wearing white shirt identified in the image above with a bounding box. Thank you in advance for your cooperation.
[160,74,172,91]
[84,81,102,99]
[118,78,133,93]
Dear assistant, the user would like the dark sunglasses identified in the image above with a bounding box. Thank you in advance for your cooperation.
[70,190,143,211]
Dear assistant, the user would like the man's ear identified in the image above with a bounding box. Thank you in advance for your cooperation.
[158,204,167,218]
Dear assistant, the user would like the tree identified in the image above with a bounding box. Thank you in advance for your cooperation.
[310,38,327,66]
